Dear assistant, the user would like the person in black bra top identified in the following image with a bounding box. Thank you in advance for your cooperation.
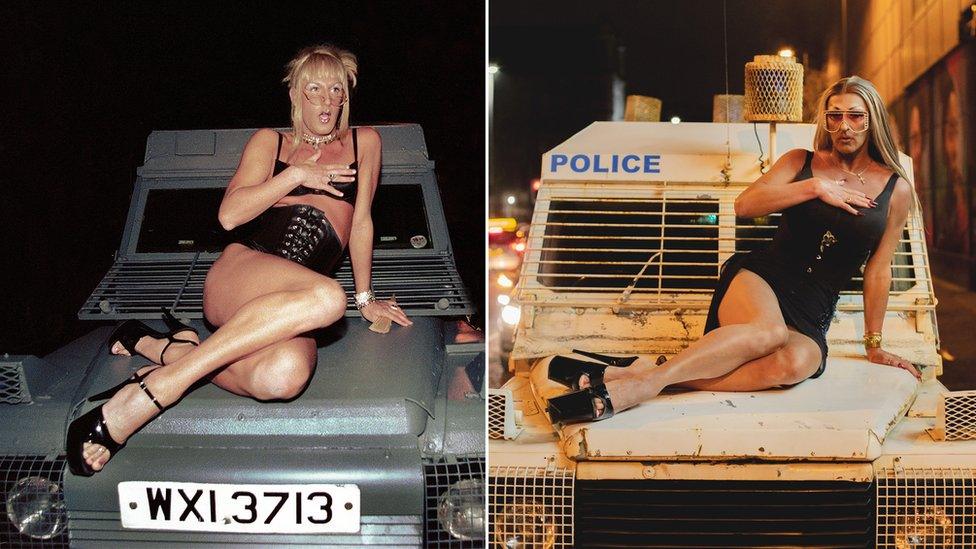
[544,76,923,425]
[68,44,412,475]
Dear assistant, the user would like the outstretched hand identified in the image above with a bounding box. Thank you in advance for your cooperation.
[361,299,413,327]
[867,347,920,380]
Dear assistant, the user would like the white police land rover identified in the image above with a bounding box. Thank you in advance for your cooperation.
[489,121,976,548]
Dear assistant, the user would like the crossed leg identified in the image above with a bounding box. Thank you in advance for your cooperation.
[579,268,821,416]
[82,243,345,470]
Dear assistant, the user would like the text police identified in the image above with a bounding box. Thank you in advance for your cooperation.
[549,153,661,174]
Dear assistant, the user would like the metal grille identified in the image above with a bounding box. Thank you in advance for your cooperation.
[80,253,473,319]
[517,185,934,313]
[744,55,804,122]
[940,391,976,441]
[489,464,574,548]
[0,361,31,404]
[0,455,68,548]
[423,454,486,548]
[576,479,873,548]
[877,467,976,548]
[69,512,421,546]
[488,389,521,440]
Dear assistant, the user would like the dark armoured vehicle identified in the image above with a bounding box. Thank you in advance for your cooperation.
[1,124,485,547]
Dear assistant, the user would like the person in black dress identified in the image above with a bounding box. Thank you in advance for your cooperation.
[546,76,921,424]
[68,44,412,475]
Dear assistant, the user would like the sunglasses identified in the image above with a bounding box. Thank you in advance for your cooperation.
[823,110,869,133]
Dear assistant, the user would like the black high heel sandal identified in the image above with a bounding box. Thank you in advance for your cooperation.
[546,382,616,424]
[547,349,638,390]
[108,308,198,365]
[67,369,165,476]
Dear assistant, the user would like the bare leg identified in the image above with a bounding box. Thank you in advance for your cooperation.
[82,245,345,471]
[581,269,791,416]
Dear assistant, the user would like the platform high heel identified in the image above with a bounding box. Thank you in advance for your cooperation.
[108,308,199,365]
[546,383,616,424]
[67,369,165,476]
[547,349,638,390]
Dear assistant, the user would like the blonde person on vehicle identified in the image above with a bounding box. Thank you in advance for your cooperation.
[544,76,921,425]
[67,44,412,476]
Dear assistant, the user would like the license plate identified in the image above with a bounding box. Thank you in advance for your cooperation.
[118,481,360,534]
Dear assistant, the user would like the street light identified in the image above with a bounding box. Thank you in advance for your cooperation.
[488,63,500,75]
[670,116,681,124]
[506,195,516,205]
[778,48,795,58]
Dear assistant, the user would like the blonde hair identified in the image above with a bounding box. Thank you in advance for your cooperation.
[812,76,910,182]
[282,44,358,146]
[813,76,922,230]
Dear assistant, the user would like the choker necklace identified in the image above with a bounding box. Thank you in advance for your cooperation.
[302,130,339,149]
[829,155,870,185]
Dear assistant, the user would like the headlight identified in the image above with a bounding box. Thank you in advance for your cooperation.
[895,506,952,548]
[501,305,521,326]
[493,498,554,548]
[6,476,67,540]
[497,294,511,306]
[436,478,485,540]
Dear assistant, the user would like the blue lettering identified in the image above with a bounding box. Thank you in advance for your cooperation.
[570,155,590,172]
[622,155,641,173]
[592,154,608,173]
[611,155,619,172]
[644,155,661,173]
[550,154,568,172]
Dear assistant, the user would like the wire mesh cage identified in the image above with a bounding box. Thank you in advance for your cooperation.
[489,464,574,548]
[744,55,804,122]
[488,389,522,440]
[0,361,31,405]
[938,391,976,441]
[0,455,68,548]
[877,467,976,548]
[423,454,486,548]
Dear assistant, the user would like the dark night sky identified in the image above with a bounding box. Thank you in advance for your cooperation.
[489,0,839,203]
[1,2,485,354]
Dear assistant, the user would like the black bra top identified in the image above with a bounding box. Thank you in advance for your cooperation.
[273,129,359,206]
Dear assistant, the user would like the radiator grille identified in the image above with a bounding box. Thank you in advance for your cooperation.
[80,253,473,319]
[489,464,574,548]
[423,455,485,547]
[877,467,976,548]
[0,455,68,548]
[68,512,421,546]
[575,479,874,548]
[0,361,31,405]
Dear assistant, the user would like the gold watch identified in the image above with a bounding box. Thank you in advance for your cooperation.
[863,332,882,349]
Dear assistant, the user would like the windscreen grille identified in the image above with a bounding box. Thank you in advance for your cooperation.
[80,253,473,319]
[518,184,934,312]
[533,197,720,293]
[575,479,874,548]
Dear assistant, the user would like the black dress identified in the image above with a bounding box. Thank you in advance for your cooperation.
[230,130,359,274]
[704,150,899,378]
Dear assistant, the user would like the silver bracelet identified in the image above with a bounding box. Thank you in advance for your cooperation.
[354,290,375,310]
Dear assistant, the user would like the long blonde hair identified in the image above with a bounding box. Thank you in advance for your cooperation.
[282,45,358,146]
[812,76,910,183]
